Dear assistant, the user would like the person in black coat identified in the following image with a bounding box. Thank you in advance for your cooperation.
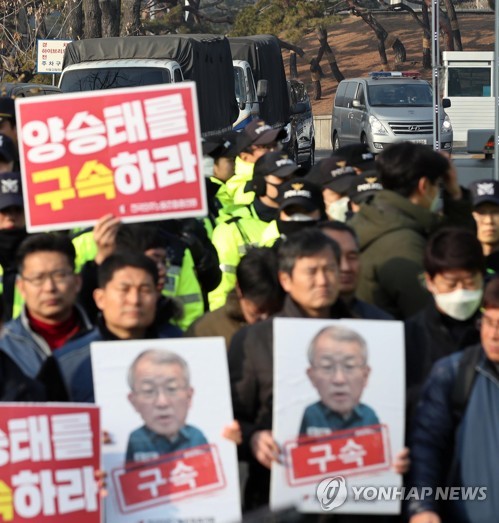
[405,227,485,424]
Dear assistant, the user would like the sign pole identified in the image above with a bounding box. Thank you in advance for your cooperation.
[432,0,440,151]
[495,0,499,180]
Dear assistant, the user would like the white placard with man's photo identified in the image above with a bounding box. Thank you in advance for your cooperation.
[271,318,405,515]
[91,337,241,523]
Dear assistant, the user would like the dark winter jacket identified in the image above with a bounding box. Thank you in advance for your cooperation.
[0,304,93,378]
[408,346,499,522]
[405,300,480,423]
[186,290,247,350]
[349,189,473,319]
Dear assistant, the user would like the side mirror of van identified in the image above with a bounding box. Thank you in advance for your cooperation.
[352,100,365,109]
[442,98,451,108]
[257,79,268,98]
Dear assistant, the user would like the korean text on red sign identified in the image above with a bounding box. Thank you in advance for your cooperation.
[112,444,225,514]
[0,404,101,523]
[16,83,206,232]
[284,424,391,486]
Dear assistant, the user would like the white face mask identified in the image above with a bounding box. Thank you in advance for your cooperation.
[433,288,483,321]
[430,192,441,213]
[327,197,350,222]
[203,156,215,178]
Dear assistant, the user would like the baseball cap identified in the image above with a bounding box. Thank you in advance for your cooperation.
[234,119,287,155]
[278,179,324,213]
[202,131,239,160]
[0,133,16,164]
[0,171,23,210]
[469,180,499,207]
[253,152,304,179]
[0,97,15,123]
[330,143,376,172]
[306,158,357,195]
[348,172,383,204]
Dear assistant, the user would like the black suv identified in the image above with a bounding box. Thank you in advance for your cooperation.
[283,79,315,169]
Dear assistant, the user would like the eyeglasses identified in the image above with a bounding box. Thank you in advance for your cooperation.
[133,385,187,401]
[313,362,365,376]
[20,269,74,287]
[478,311,499,332]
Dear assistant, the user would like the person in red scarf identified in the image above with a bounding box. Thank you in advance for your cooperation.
[0,232,93,380]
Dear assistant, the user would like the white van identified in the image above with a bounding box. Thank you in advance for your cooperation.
[331,72,453,153]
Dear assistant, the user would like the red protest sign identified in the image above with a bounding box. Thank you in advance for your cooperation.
[112,444,225,514]
[0,404,101,522]
[16,83,206,232]
[284,424,391,486]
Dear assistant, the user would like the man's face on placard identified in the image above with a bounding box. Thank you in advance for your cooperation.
[128,358,193,440]
[307,332,370,418]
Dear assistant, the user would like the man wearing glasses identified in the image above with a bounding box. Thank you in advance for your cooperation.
[126,348,207,464]
[0,232,92,378]
[300,324,378,437]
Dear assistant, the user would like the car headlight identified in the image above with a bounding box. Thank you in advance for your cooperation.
[369,115,389,135]
[441,114,452,133]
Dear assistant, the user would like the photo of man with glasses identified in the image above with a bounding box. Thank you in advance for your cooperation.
[299,324,379,437]
[126,348,207,464]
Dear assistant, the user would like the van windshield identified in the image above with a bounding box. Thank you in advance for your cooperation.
[60,67,172,92]
[367,83,432,107]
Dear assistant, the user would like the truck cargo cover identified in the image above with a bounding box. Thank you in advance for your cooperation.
[229,35,289,128]
[63,35,239,137]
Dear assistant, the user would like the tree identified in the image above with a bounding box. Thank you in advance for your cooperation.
[342,0,406,68]
[231,0,342,96]
[381,0,463,69]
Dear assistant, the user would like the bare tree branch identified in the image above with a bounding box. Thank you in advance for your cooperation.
[277,38,305,57]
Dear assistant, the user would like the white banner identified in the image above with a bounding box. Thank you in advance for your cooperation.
[36,39,72,74]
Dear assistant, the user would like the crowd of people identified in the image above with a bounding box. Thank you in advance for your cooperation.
[1,94,498,522]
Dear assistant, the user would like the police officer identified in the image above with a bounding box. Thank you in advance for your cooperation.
[208,152,303,310]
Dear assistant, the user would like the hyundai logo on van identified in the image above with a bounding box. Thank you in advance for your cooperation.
[409,126,420,131]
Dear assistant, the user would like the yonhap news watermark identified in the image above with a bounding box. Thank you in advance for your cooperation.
[316,476,487,511]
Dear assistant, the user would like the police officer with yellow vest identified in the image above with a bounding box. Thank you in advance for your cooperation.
[224,119,287,210]
[208,153,304,310]
[202,131,240,228]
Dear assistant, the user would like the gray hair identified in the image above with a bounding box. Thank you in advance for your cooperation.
[127,349,191,389]
[307,325,368,364]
